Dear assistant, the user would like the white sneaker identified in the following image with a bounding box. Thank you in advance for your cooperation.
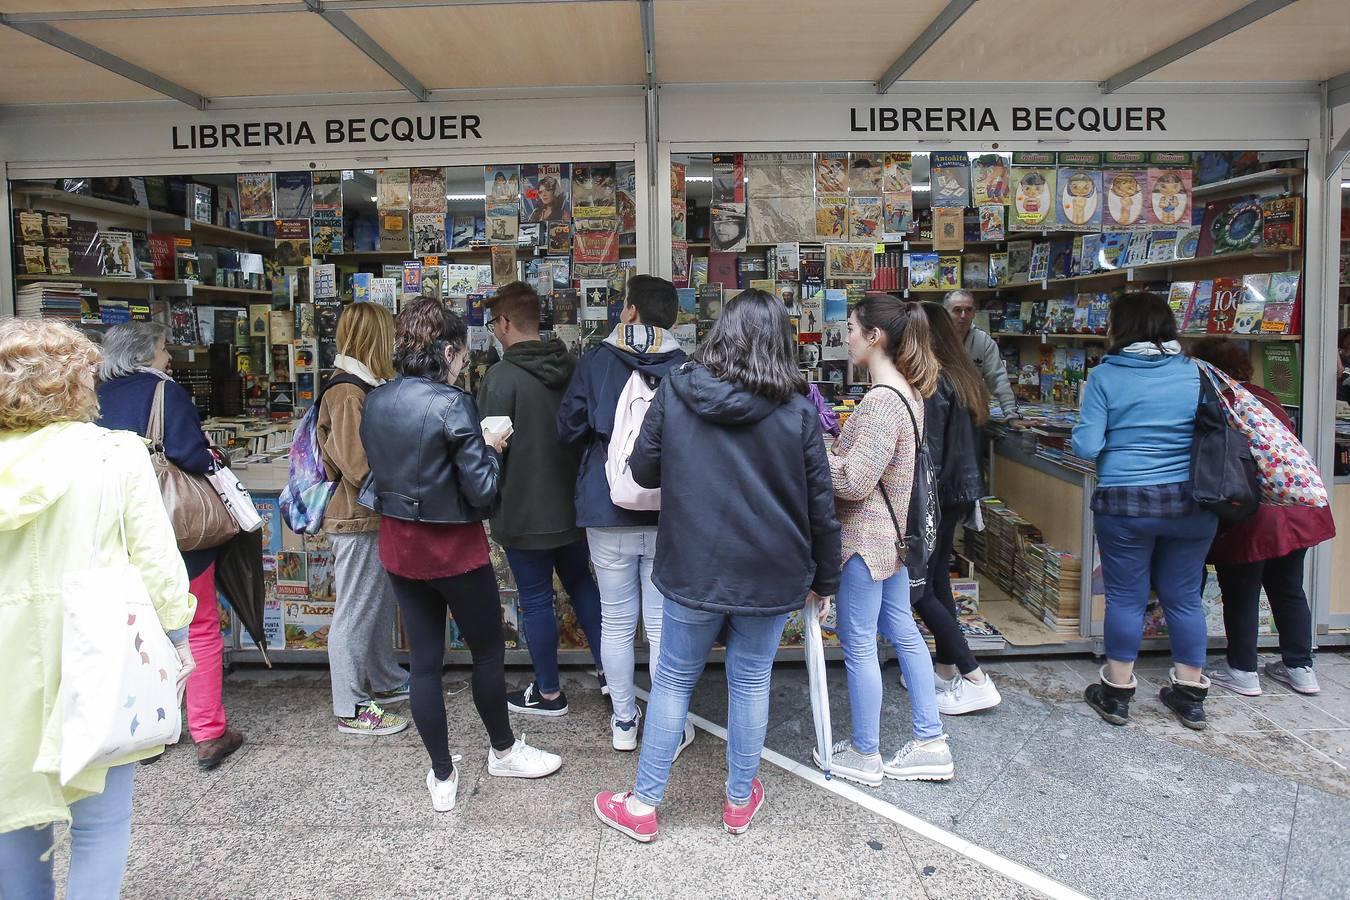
[884,736,954,782]
[936,674,1002,715]
[1265,661,1321,695]
[612,708,642,752]
[812,740,883,787]
[1206,663,1261,697]
[671,721,696,762]
[427,767,458,812]
[487,738,562,779]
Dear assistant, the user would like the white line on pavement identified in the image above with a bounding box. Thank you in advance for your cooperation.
[634,687,1092,900]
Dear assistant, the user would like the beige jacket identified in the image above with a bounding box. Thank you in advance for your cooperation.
[317,381,379,534]
[828,387,923,580]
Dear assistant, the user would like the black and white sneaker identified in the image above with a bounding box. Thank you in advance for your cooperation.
[507,683,570,717]
[594,670,610,696]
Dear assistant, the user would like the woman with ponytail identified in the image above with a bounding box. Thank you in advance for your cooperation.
[818,295,954,786]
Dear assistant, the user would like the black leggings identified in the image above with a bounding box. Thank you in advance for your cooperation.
[1215,548,1313,672]
[389,565,514,779]
[911,501,979,675]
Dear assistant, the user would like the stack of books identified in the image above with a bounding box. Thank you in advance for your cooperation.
[16,281,88,322]
[1039,548,1082,635]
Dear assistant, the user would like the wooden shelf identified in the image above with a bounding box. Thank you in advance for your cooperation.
[990,330,1300,343]
[1192,167,1304,198]
[996,246,1299,290]
[992,332,1108,341]
[185,220,274,246]
[11,186,273,246]
[188,284,270,296]
[17,274,179,287]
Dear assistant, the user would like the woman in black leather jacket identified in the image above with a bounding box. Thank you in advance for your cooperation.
[359,299,562,813]
[913,303,1001,716]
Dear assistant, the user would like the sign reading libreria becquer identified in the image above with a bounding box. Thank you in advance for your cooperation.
[850,106,1167,135]
[170,114,483,150]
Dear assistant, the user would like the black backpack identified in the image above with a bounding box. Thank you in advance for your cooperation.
[1190,363,1259,523]
[872,386,939,593]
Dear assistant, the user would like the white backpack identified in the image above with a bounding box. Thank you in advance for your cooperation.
[606,371,661,511]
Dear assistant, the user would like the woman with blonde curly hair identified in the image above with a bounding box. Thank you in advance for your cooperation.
[0,319,196,897]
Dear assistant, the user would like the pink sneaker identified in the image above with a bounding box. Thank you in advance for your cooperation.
[594,791,658,843]
[723,777,764,835]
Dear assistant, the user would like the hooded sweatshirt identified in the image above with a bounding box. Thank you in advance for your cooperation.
[556,323,687,528]
[1071,352,1200,488]
[0,422,194,834]
[627,364,841,616]
[477,338,583,549]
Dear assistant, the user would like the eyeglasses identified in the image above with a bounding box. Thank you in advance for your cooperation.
[486,316,500,329]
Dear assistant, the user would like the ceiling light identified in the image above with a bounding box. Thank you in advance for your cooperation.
[446,193,487,201]
[369,195,378,202]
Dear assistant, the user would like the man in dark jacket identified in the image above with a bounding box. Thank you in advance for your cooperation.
[478,282,603,717]
[557,275,688,752]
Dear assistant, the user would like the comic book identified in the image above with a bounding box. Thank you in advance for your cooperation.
[1260,271,1300,334]
[376,168,411,210]
[1233,274,1271,335]
[963,254,989,290]
[275,172,313,218]
[312,215,342,256]
[446,264,481,298]
[929,151,970,208]
[491,246,517,286]
[978,204,1005,241]
[815,197,847,239]
[815,153,848,196]
[409,167,447,215]
[847,196,883,241]
[907,252,941,291]
[937,255,961,291]
[1057,168,1102,231]
[971,154,1011,206]
[521,163,571,223]
[238,173,275,221]
[572,163,617,218]
[412,213,447,255]
[1146,167,1193,228]
[883,193,913,240]
[1261,195,1301,250]
[574,218,621,264]
[1102,170,1148,230]
[988,252,1009,287]
[883,151,912,194]
[312,170,343,216]
[932,207,964,251]
[848,152,883,194]
[485,210,518,246]
[1007,240,1034,283]
[1147,231,1178,264]
[825,243,875,281]
[1182,280,1214,334]
[1010,167,1056,230]
[1027,242,1050,282]
[1167,282,1196,331]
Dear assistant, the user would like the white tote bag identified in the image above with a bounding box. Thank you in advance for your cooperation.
[60,471,182,785]
[207,466,263,533]
[803,594,834,778]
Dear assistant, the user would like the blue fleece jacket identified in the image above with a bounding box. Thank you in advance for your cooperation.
[1070,353,1199,488]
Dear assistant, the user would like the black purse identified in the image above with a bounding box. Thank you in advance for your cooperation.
[872,386,939,592]
[1190,364,1260,523]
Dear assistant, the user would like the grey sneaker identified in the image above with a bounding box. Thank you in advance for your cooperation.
[1265,661,1321,695]
[1205,663,1261,697]
[812,740,883,787]
[884,736,954,782]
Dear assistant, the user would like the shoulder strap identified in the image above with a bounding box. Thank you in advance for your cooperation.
[146,380,167,447]
[866,385,922,541]
[317,373,374,413]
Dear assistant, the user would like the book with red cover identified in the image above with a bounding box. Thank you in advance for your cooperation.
[147,233,176,280]
[1261,195,1302,250]
[707,251,740,291]
[1207,277,1243,334]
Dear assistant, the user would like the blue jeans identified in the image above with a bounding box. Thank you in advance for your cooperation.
[837,555,943,753]
[634,601,788,807]
[0,763,135,900]
[504,538,604,693]
[1096,510,1218,668]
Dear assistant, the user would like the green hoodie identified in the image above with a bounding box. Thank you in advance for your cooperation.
[0,422,194,834]
[477,339,583,549]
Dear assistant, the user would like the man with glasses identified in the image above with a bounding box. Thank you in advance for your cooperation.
[943,289,1017,418]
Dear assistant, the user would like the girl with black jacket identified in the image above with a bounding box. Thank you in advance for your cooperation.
[593,289,841,843]
[359,299,561,813]
[915,303,1001,715]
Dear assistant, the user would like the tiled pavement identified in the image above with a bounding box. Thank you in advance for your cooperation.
[94,651,1349,898]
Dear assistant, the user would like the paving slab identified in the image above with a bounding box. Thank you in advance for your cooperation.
[1281,784,1350,900]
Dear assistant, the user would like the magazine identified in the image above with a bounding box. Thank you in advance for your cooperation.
[572,163,617,218]
[238,173,275,221]
[410,167,447,214]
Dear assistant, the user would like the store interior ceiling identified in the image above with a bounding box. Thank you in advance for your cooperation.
[0,0,1346,109]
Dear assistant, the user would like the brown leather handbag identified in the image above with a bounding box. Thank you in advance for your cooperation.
[146,380,238,552]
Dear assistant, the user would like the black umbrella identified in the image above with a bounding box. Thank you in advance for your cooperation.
[213,528,272,667]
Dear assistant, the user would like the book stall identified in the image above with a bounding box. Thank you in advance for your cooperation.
[657,84,1347,657]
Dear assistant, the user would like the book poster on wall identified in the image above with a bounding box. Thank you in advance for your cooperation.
[710,203,748,252]
[238,173,275,221]
[491,246,517,286]
[670,162,687,240]
[882,152,912,195]
[485,165,521,245]
[1146,167,1193,227]
[312,171,343,216]
[573,218,621,264]
[275,172,313,218]
[409,167,447,214]
[1102,170,1147,230]
[572,163,616,218]
[824,243,876,281]
[712,153,746,205]
[274,219,312,268]
[929,152,970,208]
[616,163,637,240]
[816,197,847,239]
[1057,168,1103,231]
[815,153,848,196]
[312,216,343,255]
[1011,167,1057,231]
[413,213,448,254]
[522,163,571,223]
[847,196,882,241]
[377,168,410,210]
[971,154,1011,206]
[849,152,883,194]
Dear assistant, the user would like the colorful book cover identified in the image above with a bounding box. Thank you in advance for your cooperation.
[574,218,621,264]
[1233,273,1272,335]
[1207,277,1243,334]
[815,153,848,195]
[929,151,970,209]
[616,163,637,238]
[978,204,1005,241]
[1098,233,1129,269]
[409,167,447,214]
[879,193,910,240]
[1146,168,1193,228]
[1182,280,1214,334]
[312,215,342,256]
[907,252,940,291]
[1198,195,1261,257]
[312,170,343,216]
[238,173,275,221]
[845,152,881,194]
[1261,195,1301,250]
[848,196,883,241]
[401,261,422,297]
[1167,281,1196,331]
[937,255,961,291]
[971,154,1011,206]
[816,197,847,239]
[521,163,571,223]
[988,252,1009,287]
[547,222,572,255]
[1007,240,1034,283]
[572,163,616,218]
[275,172,313,218]
[274,218,312,268]
[1125,232,1152,268]
[825,243,875,281]
[1102,170,1147,230]
[883,152,912,194]
[1027,242,1050,282]
[485,209,518,246]
[963,254,989,290]
[1260,271,1300,334]
[1053,168,1100,232]
[412,213,448,255]
[1260,343,1301,406]
[932,207,964,251]
[1174,226,1200,260]
[376,168,411,210]
[1146,231,1179,264]
[1010,167,1056,230]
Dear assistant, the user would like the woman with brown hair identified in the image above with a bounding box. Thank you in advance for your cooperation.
[820,295,954,786]
[358,299,561,814]
[913,302,1001,715]
[318,302,410,736]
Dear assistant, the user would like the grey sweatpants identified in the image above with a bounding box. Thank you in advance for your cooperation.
[328,530,408,717]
